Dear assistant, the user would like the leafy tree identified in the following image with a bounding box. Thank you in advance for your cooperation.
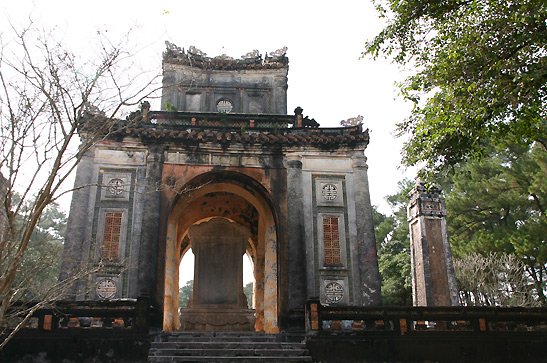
[14,200,67,301]
[374,179,414,305]
[243,282,253,308]
[178,280,193,309]
[365,0,547,175]
[443,143,547,304]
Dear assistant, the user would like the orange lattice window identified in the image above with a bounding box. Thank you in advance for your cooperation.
[323,216,341,265]
[102,212,122,260]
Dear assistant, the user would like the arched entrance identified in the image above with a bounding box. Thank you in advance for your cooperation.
[163,172,279,333]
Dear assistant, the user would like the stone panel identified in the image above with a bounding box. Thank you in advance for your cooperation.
[320,277,349,305]
[315,179,344,207]
[303,157,352,172]
[95,149,146,165]
[100,171,131,201]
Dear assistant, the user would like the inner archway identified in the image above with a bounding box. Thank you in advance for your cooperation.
[163,173,279,333]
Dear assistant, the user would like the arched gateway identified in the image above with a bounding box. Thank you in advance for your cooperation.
[163,172,279,332]
[59,44,382,334]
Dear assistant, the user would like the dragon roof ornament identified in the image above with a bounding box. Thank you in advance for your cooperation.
[340,115,363,127]
[267,47,288,58]
[163,42,288,70]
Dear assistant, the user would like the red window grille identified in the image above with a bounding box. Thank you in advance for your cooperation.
[323,216,341,265]
[102,212,122,260]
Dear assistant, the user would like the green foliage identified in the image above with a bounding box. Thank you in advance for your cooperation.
[243,282,253,308]
[164,101,178,112]
[178,280,194,309]
[365,0,547,176]
[218,111,229,127]
[12,201,67,300]
[374,179,414,305]
[442,143,547,304]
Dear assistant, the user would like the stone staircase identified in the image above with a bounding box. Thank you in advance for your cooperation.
[148,332,312,362]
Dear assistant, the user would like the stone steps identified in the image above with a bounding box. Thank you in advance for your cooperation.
[153,342,305,350]
[149,356,311,362]
[148,332,312,362]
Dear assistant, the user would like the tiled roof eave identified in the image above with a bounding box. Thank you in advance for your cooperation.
[80,116,369,149]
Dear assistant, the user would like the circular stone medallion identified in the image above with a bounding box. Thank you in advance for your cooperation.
[216,98,233,113]
[108,178,124,195]
[96,278,117,300]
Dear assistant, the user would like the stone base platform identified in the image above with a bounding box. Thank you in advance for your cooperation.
[179,308,256,331]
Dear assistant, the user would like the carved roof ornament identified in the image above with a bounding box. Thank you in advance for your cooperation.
[188,45,207,57]
[268,47,288,58]
[340,115,363,127]
[163,43,288,70]
[241,49,261,59]
[165,41,183,54]
[214,54,234,60]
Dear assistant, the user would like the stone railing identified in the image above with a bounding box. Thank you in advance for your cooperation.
[7,297,153,332]
[305,298,547,335]
[148,111,294,129]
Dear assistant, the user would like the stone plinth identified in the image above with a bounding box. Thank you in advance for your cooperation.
[181,218,254,331]
[179,308,256,331]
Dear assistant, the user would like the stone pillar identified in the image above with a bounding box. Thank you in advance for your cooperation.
[263,224,279,333]
[137,146,163,298]
[286,155,307,310]
[273,75,288,114]
[408,182,459,306]
[352,153,382,305]
[59,149,95,299]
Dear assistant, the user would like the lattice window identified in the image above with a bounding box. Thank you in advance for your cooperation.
[323,216,341,265]
[102,212,122,260]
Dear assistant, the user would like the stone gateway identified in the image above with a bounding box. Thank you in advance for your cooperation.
[59,43,383,333]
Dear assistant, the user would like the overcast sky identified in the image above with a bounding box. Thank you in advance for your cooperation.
[2,0,417,285]
[3,0,416,215]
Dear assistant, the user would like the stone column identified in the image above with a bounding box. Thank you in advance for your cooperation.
[408,182,459,306]
[137,146,163,298]
[352,152,382,306]
[59,148,95,299]
[286,155,307,310]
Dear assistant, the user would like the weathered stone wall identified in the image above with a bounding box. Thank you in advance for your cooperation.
[60,140,155,301]
[161,63,288,114]
[293,151,381,307]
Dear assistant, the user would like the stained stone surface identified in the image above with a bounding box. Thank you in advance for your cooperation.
[181,218,255,331]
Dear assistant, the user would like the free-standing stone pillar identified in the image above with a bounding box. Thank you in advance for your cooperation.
[408,182,459,306]
[180,218,255,331]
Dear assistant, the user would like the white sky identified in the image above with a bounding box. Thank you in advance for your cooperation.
[2,1,416,284]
